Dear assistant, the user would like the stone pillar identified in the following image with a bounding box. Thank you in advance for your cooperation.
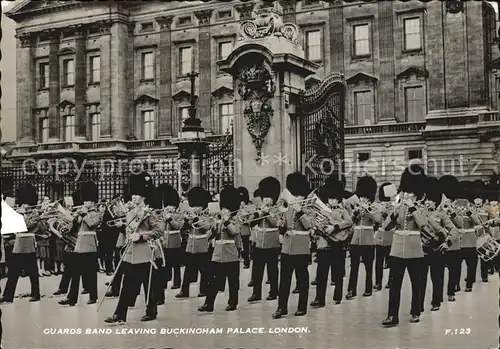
[156,16,174,137]
[426,1,445,111]
[194,10,213,132]
[126,21,136,139]
[98,21,112,137]
[377,1,395,122]
[16,33,35,144]
[466,2,487,106]
[110,20,128,139]
[73,26,87,141]
[47,31,61,141]
[328,2,344,73]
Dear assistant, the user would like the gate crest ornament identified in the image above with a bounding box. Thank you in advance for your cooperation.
[238,1,300,45]
[238,61,275,162]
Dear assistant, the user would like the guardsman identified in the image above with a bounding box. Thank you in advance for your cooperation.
[175,187,212,299]
[105,180,164,323]
[199,186,242,312]
[106,203,128,298]
[272,172,313,319]
[310,182,352,307]
[248,177,281,303]
[374,183,395,290]
[346,176,380,299]
[158,185,184,303]
[420,177,451,312]
[381,165,427,327]
[1,208,42,303]
[237,187,252,269]
[60,201,102,306]
[53,217,79,296]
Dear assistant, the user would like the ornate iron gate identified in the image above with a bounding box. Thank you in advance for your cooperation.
[203,132,234,195]
[299,72,346,189]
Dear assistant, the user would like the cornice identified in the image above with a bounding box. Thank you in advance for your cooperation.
[6,2,88,21]
[194,9,213,26]
[155,15,174,30]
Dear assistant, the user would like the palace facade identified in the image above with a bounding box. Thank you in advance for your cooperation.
[4,0,500,195]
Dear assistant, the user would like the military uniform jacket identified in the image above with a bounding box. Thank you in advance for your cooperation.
[351,203,381,246]
[451,211,481,248]
[253,214,281,249]
[316,208,352,250]
[384,201,426,259]
[185,224,210,254]
[375,212,394,247]
[13,216,42,254]
[427,209,460,251]
[162,215,184,249]
[211,219,240,263]
[123,210,164,264]
[281,207,313,255]
[74,212,102,254]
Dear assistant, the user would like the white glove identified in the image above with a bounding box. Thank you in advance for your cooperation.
[130,232,141,242]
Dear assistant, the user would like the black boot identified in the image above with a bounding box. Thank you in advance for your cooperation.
[225,304,237,311]
[58,299,76,306]
[409,315,420,323]
[175,291,189,298]
[104,314,125,324]
[198,304,214,312]
[381,316,399,327]
[345,291,356,300]
[272,309,287,319]
[248,294,261,302]
[141,314,157,321]
[310,300,325,308]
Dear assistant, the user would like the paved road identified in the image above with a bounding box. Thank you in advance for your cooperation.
[1,264,497,349]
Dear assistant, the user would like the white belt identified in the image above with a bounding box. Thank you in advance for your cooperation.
[167,230,180,235]
[264,228,278,232]
[18,233,35,237]
[78,231,96,236]
[354,225,372,230]
[395,230,420,236]
[215,240,235,244]
[191,234,208,239]
[461,229,475,233]
[288,231,310,236]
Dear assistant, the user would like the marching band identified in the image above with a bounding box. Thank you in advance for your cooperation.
[1,165,500,339]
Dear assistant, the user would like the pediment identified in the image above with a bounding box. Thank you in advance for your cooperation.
[59,100,75,114]
[59,100,74,108]
[134,93,159,104]
[172,90,197,101]
[396,67,429,80]
[211,86,234,98]
[345,72,378,85]
[5,0,105,21]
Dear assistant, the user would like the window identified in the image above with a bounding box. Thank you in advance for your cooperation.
[142,110,155,140]
[40,118,49,143]
[141,52,154,80]
[39,63,49,89]
[62,59,75,86]
[89,56,100,83]
[217,10,232,19]
[91,113,101,141]
[408,149,423,160]
[218,41,232,60]
[64,115,75,141]
[180,107,190,123]
[141,22,154,31]
[405,86,425,122]
[354,91,374,126]
[219,103,234,134]
[178,16,192,26]
[179,47,193,76]
[403,17,421,51]
[353,24,370,57]
[305,30,321,61]
[357,152,370,162]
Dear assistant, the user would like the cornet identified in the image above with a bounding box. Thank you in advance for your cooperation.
[107,217,127,227]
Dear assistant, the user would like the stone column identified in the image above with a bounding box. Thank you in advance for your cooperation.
[126,22,136,139]
[155,16,174,137]
[377,1,395,122]
[73,26,87,141]
[194,10,213,132]
[110,20,128,139]
[98,20,112,137]
[47,30,61,141]
[16,33,35,144]
[426,1,445,111]
[328,2,344,74]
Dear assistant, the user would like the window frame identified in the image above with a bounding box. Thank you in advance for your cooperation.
[218,41,233,61]
[89,55,101,84]
[142,110,156,140]
[177,16,192,27]
[352,23,371,59]
[404,85,425,122]
[178,45,194,77]
[91,112,101,141]
[304,29,323,63]
[38,62,49,90]
[141,51,155,81]
[354,90,375,126]
[62,58,75,87]
[40,117,49,143]
[403,16,422,53]
[216,10,233,21]
[64,114,75,142]
[219,102,234,134]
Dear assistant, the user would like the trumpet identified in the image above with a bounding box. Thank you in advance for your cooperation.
[107,217,127,227]
[238,201,288,224]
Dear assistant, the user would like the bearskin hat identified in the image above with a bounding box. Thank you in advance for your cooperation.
[286,172,310,197]
[253,188,260,199]
[458,180,473,202]
[145,187,162,209]
[399,165,426,197]
[438,175,459,201]
[324,177,344,202]
[80,182,98,203]
[160,183,180,208]
[325,171,346,190]
[220,185,242,212]
[425,177,442,205]
[378,182,393,202]
[355,176,377,202]
[237,187,250,205]
[187,186,210,209]
[316,185,329,203]
[471,179,486,200]
[258,176,281,203]
[129,173,149,198]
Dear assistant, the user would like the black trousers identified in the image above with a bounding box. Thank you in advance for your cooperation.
[205,261,239,307]
[461,247,478,288]
[152,258,166,304]
[241,235,251,267]
[114,262,157,321]
[110,249,126,296]
[67,253,98,303]
[102,247,114,274]
[444,250,461,296]
[278,254,309,313]
[420,252,445,309]
[480,258,491,279]
[181,252,210,295]
[3,253,40,301]
[58,252,76,292]
[375,245,391,286]
[388,257,423,319]
[315,246,345,303]
[348,245,375,295]
[252,248,279,298]
[164,247,182,287]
